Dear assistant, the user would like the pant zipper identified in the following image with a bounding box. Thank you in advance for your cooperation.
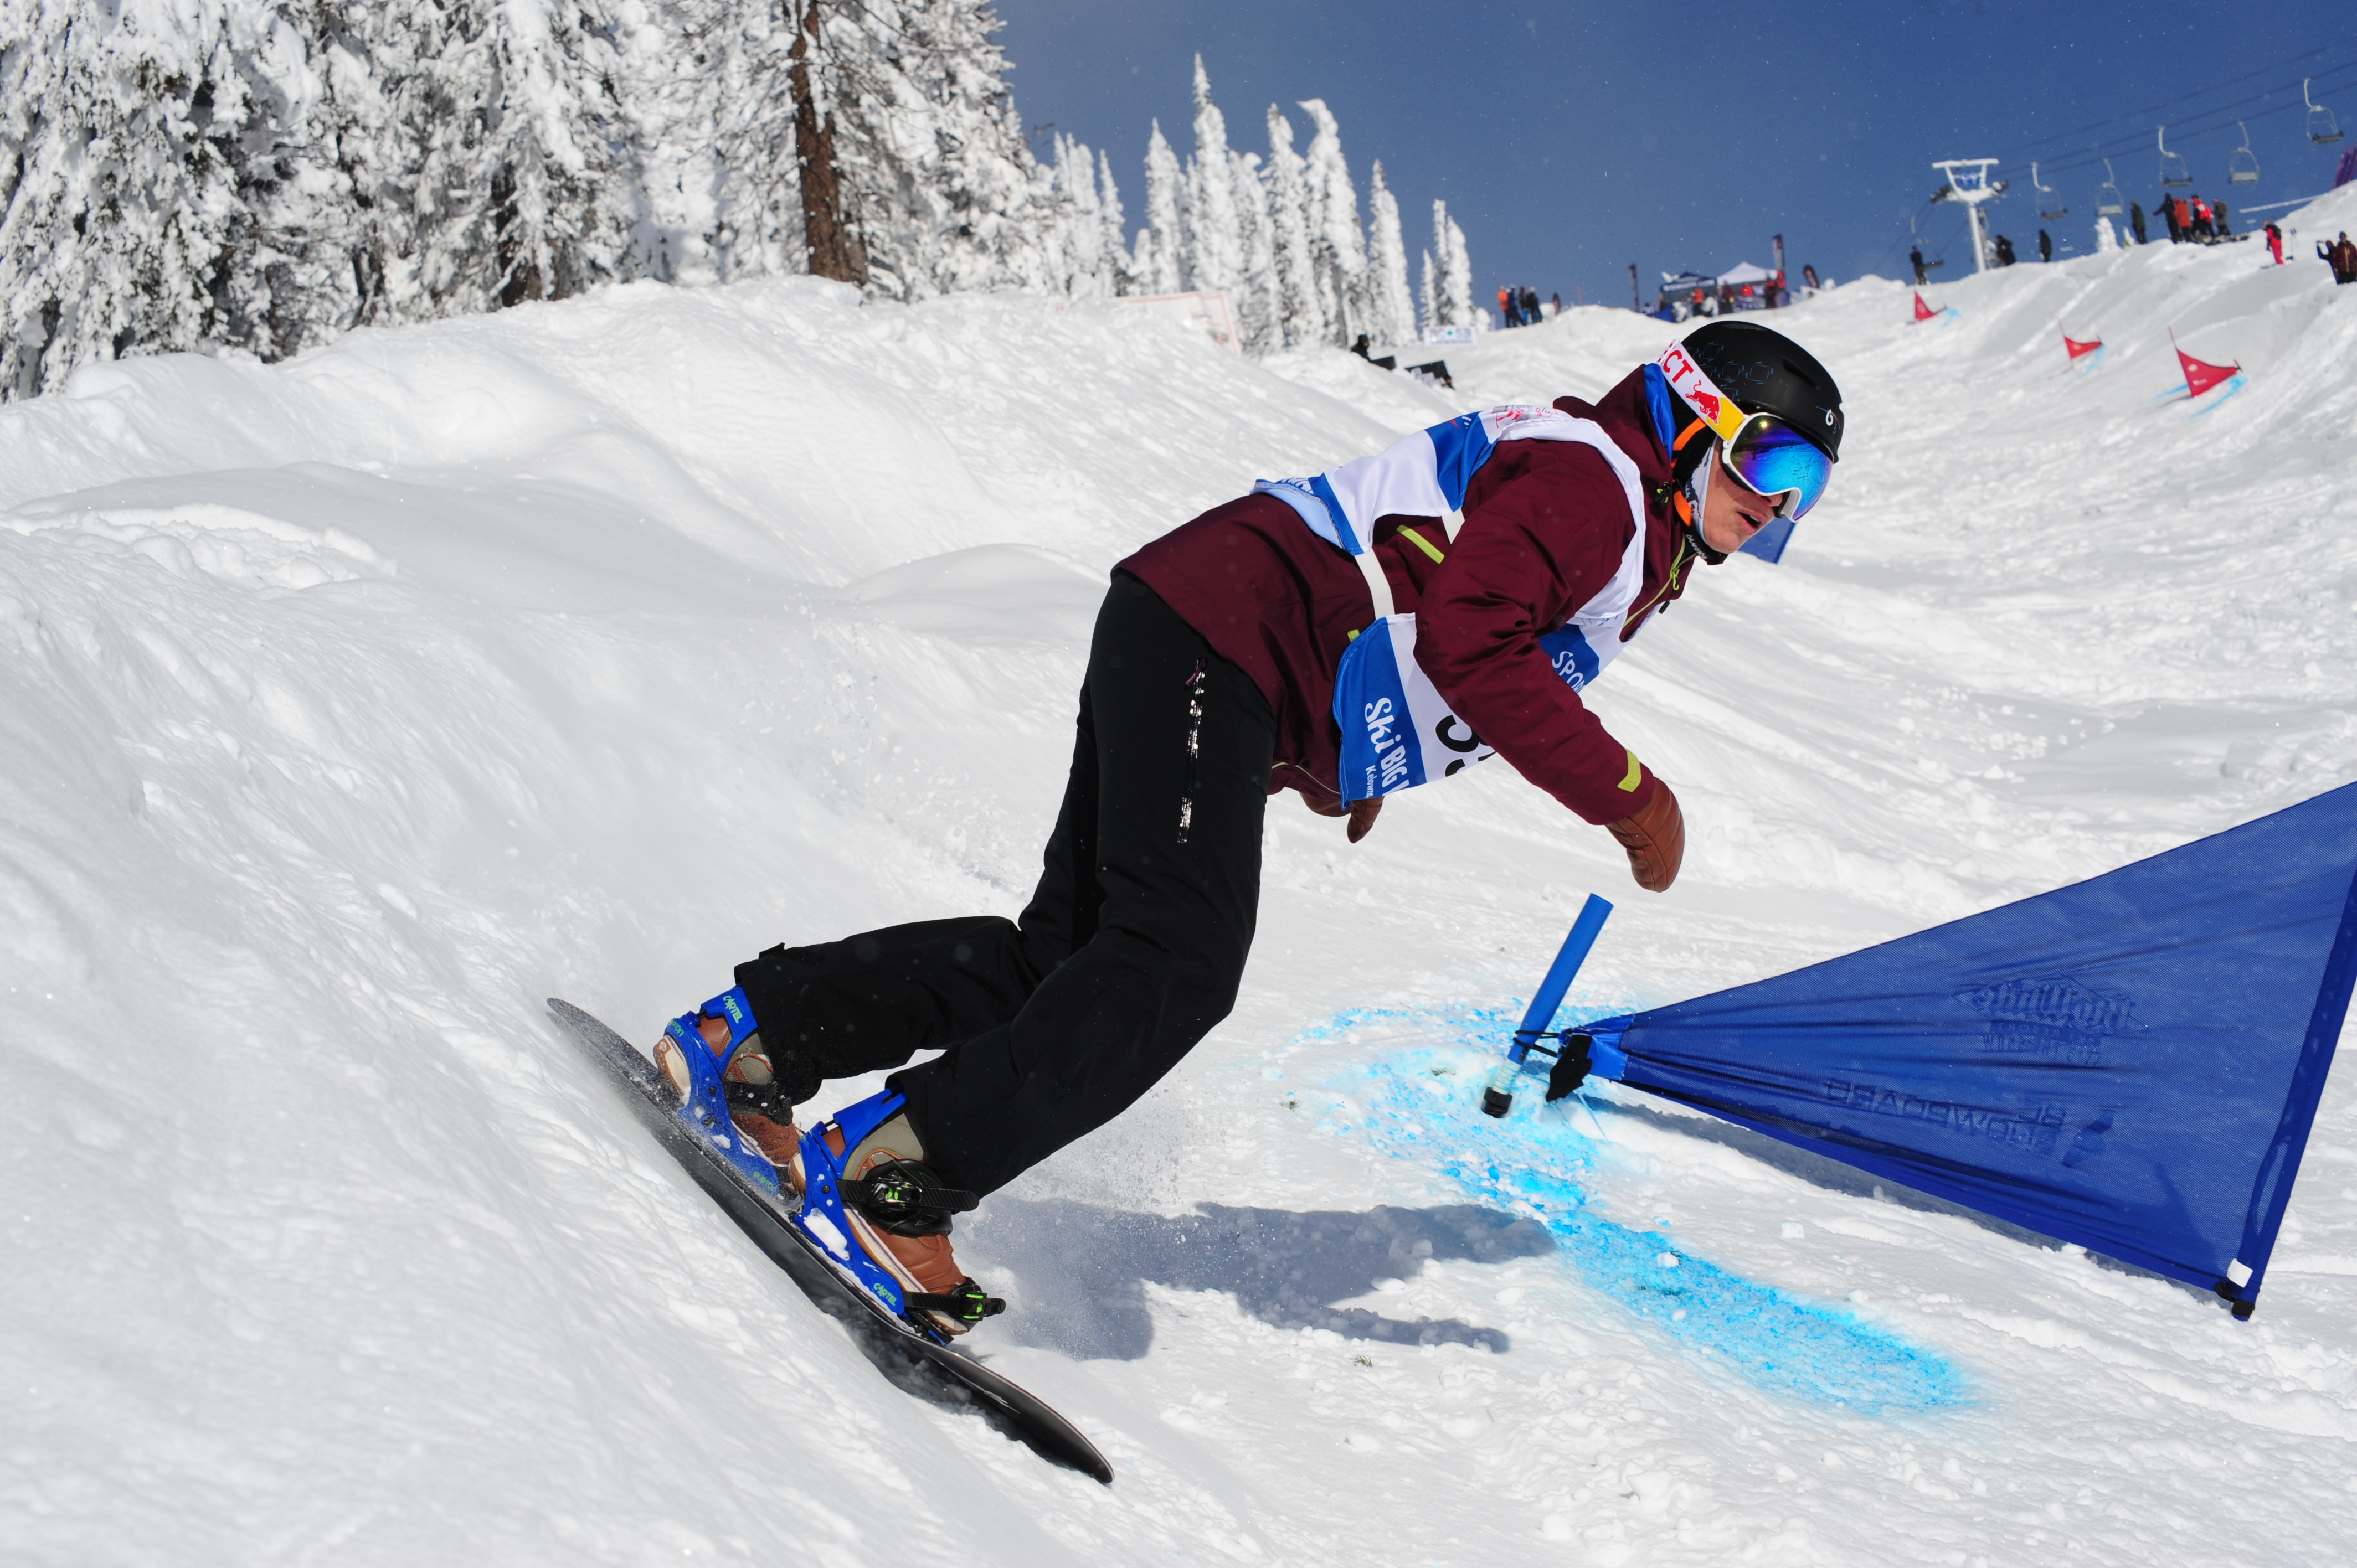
[1179,658,1205,843]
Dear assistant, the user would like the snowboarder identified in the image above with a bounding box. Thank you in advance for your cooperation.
[1910,246,1927,284]
[2130,202,2148,245]
[2038,229,2052,263]
[650,323,1846,1333]
[2266,223,2283,265]
[1993,234,2017,267]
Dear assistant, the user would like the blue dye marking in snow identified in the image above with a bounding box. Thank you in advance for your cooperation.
[2187,373,2248,415]
[1287,1005,1967,1415]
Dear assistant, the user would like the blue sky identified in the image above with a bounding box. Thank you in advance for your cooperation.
[991,1,2357,303]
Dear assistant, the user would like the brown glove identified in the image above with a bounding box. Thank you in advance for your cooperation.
[1301,791,1384,843]
[1605,781,1684,892]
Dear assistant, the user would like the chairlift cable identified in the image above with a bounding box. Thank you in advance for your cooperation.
[2001,32,2357,158]
[1999,55,2357,186]
[2024,94,2349,184]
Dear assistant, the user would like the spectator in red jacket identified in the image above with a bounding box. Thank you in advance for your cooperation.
[658,324,1846,1329]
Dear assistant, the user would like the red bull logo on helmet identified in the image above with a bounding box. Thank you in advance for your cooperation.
[1656,342,1747,441]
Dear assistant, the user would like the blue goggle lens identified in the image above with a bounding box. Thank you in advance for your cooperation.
[1725,416,1833,519]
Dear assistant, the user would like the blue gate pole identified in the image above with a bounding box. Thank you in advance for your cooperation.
[1482,894,1613,1117]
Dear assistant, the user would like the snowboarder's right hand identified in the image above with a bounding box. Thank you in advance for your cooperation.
[1606,782,1684,892]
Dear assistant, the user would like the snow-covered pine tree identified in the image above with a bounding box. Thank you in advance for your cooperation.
[787,0,870,286]
[1231,147,1280,354]
[345,1,500,322]
[1047,133,1114,298]
[1138,118,1185,293]
[480,1,632,307]
[1296,99,1365,348]
[1182,56,1243,302]
[613,0,736,286]
[1430,199,1473,327]
[898,0,1048,297]
[814,0,1052,302]
[1362,159,1416,351]
[704,0,807,281]
[1419,246,1437,333]
[1444,206,1474,328]
[192,4,388,365]
[1263,104,1325,349]
[1095,147,1133,294]
[0,1,256,399]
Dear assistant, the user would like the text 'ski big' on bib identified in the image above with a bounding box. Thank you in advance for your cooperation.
[1253,407,1649,804]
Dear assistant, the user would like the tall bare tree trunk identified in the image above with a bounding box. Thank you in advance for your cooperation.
[788,3,867,286]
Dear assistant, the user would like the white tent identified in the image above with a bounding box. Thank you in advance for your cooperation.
[1716,261,1776,285]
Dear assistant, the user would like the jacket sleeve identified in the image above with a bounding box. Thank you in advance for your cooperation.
[1412,448,1662,825]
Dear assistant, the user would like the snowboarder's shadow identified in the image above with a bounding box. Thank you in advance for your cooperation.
[963,1199,1555,1360]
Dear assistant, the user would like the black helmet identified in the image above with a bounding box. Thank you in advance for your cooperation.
[1679,319,1844,461]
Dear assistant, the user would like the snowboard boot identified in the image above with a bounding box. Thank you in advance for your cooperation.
[794,1089,1003,1338]
[653,987,807,1187]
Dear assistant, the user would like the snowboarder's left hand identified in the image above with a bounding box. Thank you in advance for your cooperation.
[1300,791,1383,842]
[1606,782,1684,891]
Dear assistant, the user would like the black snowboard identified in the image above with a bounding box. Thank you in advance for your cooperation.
[547,998,1114,1484]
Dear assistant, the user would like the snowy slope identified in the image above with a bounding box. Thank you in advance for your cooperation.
[5,193,2356,1565]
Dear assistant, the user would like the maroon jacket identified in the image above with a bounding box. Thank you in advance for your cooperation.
[1120,366,1698,826]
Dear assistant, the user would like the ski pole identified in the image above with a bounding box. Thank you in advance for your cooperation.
[1481,894,1613,1117]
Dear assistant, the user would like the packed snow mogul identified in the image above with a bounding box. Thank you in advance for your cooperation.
[653,320,1846,1337]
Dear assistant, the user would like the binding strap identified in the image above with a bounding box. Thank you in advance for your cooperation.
[842,1164,981,1222]
[906,1280,1007,1324]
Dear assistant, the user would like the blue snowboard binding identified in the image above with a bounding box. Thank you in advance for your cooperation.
[794,1088,1003,1340]
[654,986,785,1198]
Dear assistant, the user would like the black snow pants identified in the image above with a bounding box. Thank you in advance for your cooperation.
[733,572,1275,1196]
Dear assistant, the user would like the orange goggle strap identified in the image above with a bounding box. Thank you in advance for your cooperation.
[1666,415,1715,496]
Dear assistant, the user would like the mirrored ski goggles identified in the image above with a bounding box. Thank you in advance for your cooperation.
[1720,414,1834,519]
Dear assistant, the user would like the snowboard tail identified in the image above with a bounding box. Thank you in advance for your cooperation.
[547,997,1113,1484]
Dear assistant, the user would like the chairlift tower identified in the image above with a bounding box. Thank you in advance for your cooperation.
[1933,159,2004,275]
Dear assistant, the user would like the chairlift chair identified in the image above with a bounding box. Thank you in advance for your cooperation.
[1908,214,1946,271]
[2032,162,2067,219]
[2097,158,2124,216]
[2305,78,2343,146]
[2229,122,2260,185]
[2158,126,2191,187]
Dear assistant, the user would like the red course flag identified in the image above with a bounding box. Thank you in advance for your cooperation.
[2170,329,2241,398]
[1913,292,1940,322]
[2063,331,2103,361]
